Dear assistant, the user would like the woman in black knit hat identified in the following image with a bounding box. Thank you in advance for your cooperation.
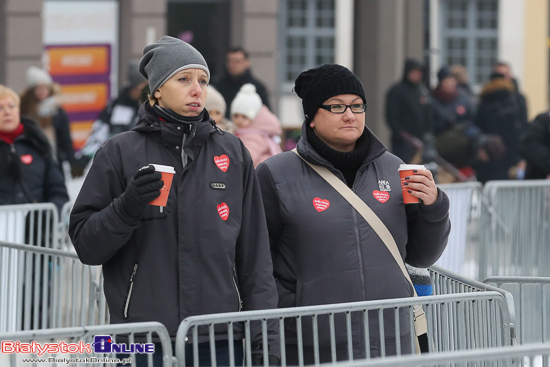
[256,64,451,364]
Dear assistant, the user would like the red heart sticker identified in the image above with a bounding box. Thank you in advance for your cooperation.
[456,105,466,115]
[214,155,230,172]
[20,154,33,165]
[313,198,330,212]
[217,202,229,221]
[373,190,390,203]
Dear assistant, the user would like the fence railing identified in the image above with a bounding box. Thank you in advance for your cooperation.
[0,203,60,249]
[0,241,108,333]
[175,292,513,367]
[331,342,550,367]
[0,321,175,367]
[484,276,550,346]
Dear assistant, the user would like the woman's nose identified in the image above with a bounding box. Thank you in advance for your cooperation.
[191,81,203,96]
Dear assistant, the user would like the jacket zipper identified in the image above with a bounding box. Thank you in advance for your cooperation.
[232,266,243,311]
[123,263,138,319]
[181,133,188,168]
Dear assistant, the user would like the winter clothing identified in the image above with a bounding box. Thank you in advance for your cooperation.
[213,69,270,118]
[139,36,210,93]
[518,112,550,179]
[235,105,282,167]
[69,103,279,352]
[230,84,263,121]
[80,86,143,159]
[385,60,430,162]
[474,77,527,182]
[0,117,69,213]
[26,66,53,88]
[437,67,452,83]
[405,265,433,297]
[205,85,227,117]
[294,64,366,123]
[257,122,450,361]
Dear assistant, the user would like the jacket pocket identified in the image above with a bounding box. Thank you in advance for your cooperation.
[122,263,138,319]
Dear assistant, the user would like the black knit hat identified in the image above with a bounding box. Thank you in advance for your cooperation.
[294,64,366,123]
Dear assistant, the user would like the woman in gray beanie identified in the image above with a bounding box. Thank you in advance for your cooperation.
[257,64,450,364]
[70,36,278,366]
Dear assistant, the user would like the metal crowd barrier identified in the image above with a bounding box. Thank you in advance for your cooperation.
[59,201,74,250]
[175,292,514,367]
[332,342,550,367]
[480,180,550,279]
[0,321,175,367]
[484,276,550,346]
[0,203,60,249]
[0,241,108,333]
[436,182,483,277]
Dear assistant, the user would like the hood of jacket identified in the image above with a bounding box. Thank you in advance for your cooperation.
[480,78,515,100]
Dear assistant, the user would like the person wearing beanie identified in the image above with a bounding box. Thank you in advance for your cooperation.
[20,66,76,176]
[256,63,450,363]
[76,59,149,174]
[70,36,279,366]
[231,84,282,167]
[385,59,431,163]
[205,85,235,133]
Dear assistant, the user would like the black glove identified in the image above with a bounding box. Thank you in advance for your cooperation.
[113,165,163,224]
[251,354,280,366]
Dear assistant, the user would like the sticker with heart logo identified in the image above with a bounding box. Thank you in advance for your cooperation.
[312,198,330,212]
[214,155,230,172]
[217,202,229,221]
[20,154,33,165]
[373,190,390,203]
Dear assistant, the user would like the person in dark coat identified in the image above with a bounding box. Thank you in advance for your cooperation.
[257,64,450,364]
[20,67,75,174]
[431,67,478,168]
[212,47,270,118]
[68,36,278,367]
[474,72,527,183]
[0,85,69,213]
[518,111,550,179]
[385,59,431,163]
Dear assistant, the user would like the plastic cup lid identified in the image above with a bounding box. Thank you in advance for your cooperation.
[398,164,426,171]
[150,164,176,174]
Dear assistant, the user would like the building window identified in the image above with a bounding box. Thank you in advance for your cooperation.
[440,0,498,86]
[281,0,335,85]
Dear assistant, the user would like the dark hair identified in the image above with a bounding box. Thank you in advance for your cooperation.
[494,61,509,69]
[226,47,249,59]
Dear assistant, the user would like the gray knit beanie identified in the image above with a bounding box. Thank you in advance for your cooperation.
[139,36,210,93]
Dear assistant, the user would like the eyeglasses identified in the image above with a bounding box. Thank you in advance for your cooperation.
[319,103,367,114]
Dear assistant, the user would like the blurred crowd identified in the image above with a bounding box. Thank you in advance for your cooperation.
[1,46,550,211]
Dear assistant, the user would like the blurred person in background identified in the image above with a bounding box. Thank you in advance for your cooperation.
[257,64,450,363]
[205,84,235,133]
[431,67,478,169]
[231,84,282,167]
[385,59,430,163]
[450,64,476,104]
[69,36,278,366]
[213,47,270,118]
[475,72,527,183]
[19,66,76,176]
[518,111,550,179]
[76,60,149,173]
[493,61,528,124]
[0,85,69,213]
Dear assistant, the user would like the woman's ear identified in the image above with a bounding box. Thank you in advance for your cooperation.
[310,121,315,128]
[154,89,161,99]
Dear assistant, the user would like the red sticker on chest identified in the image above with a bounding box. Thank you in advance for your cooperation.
[214,155,230,172]
[217,202,229,221]
[373,190,390,203]
[456,105,466,115]
[313,198,330,212]
[20,154,33,164]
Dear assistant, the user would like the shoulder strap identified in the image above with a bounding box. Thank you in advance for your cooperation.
[292,149,428,338]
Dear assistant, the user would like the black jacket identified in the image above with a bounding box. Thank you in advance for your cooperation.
[475,78,527,182]
[52,107,75,165]
[69,103,278,349]
[257,124,450,358]
[385,66,431,162]
[213,69,270,118]
[518,112,550,179]
[0,117,69,213]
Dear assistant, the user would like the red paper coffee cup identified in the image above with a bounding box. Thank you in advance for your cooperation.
[399,164,426,204]
[148,164,175,207]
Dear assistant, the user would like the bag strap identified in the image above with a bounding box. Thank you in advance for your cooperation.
[292,149,428,338]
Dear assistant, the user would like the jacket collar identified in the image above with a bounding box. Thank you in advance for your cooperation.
[296,121,387,172]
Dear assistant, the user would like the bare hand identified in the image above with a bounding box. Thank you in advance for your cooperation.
[403,169,438,206]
